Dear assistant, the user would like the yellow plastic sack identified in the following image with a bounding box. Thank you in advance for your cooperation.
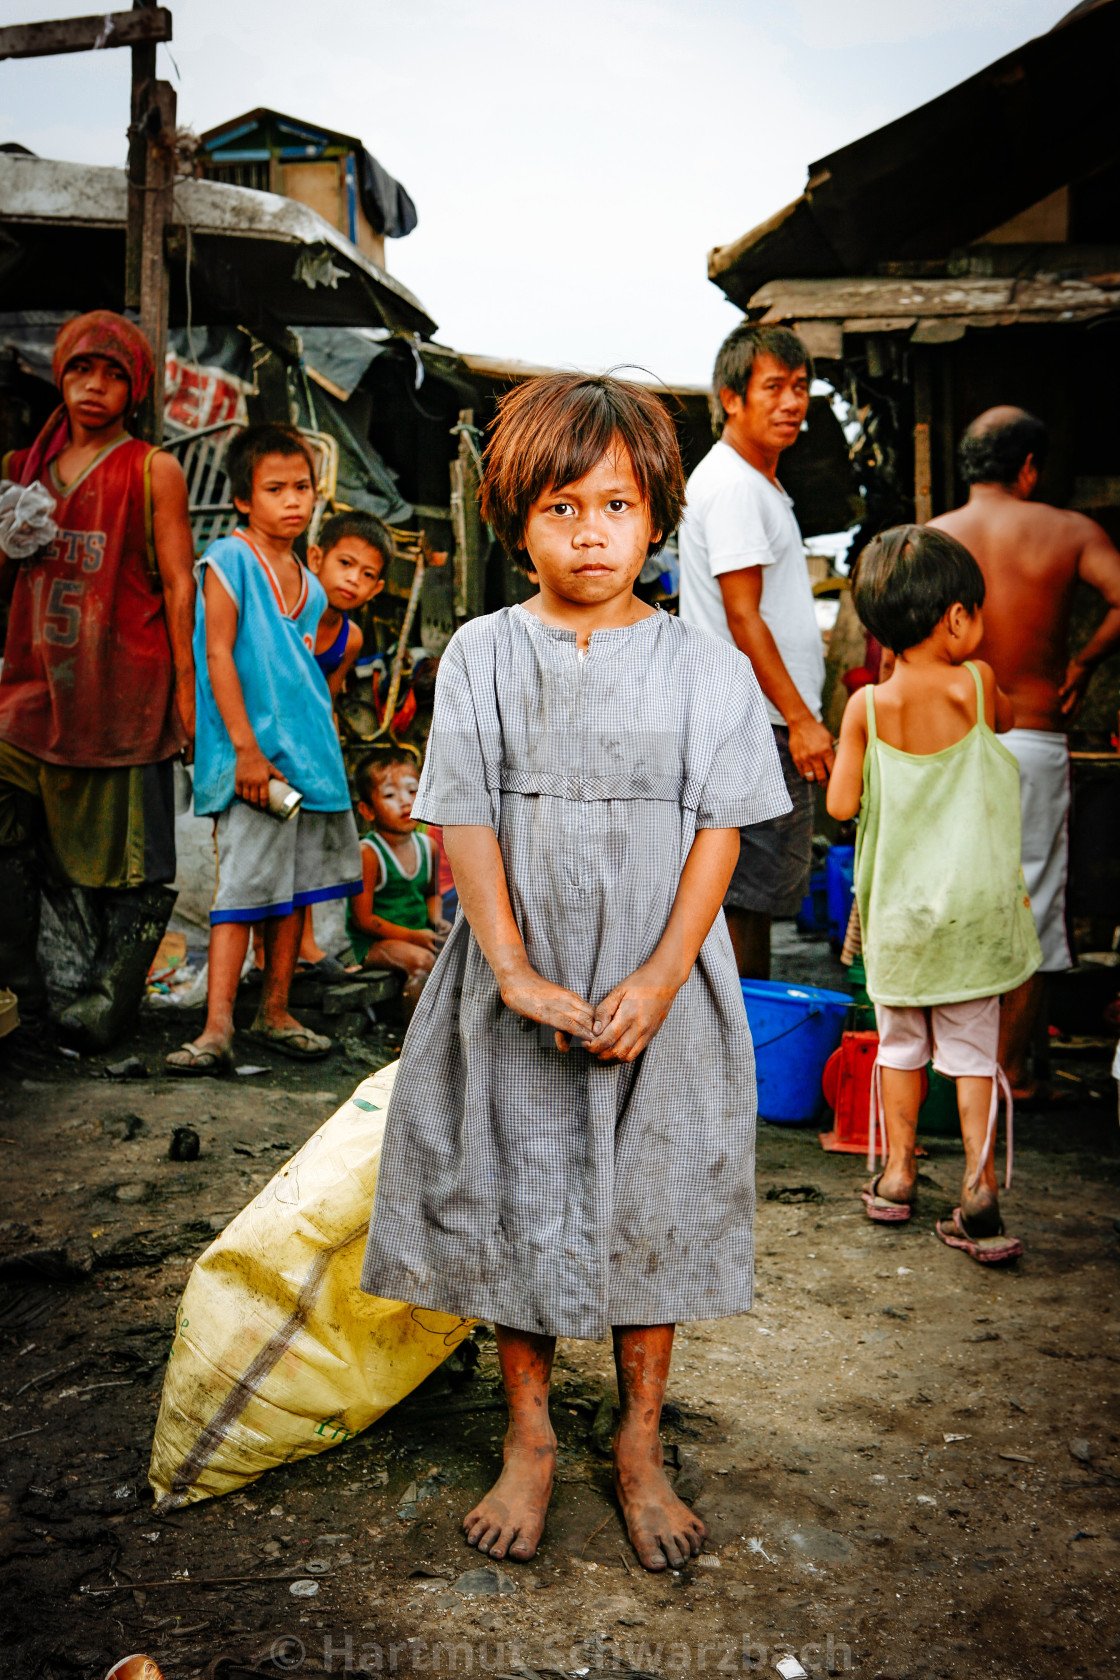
[148,1062,472,1511]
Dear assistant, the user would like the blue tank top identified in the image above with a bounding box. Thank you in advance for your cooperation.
[314,613,350,676]
[192,530,352,816]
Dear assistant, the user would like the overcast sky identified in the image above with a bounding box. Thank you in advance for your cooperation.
[2,0,1064,384]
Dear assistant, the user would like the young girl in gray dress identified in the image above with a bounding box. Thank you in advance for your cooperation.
[361,373,789,1571]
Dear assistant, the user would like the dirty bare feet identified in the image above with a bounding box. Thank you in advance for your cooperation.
[612,1322,705,1571]
[462,1427,556,1561]
[614,1424,706,1571]
[465,1324,557,1562]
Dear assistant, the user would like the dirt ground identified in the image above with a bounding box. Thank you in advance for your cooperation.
[2,928,1119,1680]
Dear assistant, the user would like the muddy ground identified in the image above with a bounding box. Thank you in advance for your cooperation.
[1,927,1119,1680]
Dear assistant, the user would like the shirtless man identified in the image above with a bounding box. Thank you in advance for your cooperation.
[930,407,1120,1095]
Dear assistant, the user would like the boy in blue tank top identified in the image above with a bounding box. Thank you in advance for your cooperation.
[167,424,363,1075]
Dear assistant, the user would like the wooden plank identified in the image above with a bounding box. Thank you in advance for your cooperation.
[0,9,172,60]
[750,275,1120,321]
[913,351,932,526]
[125,19,159,312]
[134,77,175,444]
[449,408,485,621]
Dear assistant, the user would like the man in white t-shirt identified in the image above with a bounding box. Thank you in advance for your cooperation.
[679,324,832,979]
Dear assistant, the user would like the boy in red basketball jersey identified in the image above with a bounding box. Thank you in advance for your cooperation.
[0,311,196,1049]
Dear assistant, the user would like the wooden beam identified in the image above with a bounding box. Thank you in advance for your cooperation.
[913,351,933,526]
[134,77,176,444]
[125,4,159,311]
[0,9,171,61]
[450,409,485,621]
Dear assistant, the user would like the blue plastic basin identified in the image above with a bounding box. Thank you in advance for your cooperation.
[741,978,851,1123]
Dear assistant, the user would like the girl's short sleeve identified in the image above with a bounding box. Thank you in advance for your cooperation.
[695,657,793,830]
[411,632,500,830]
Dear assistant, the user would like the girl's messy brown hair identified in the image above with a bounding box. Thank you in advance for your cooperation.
[479,372,686,571]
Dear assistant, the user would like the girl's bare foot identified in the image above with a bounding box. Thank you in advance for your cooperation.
[614,1425,706,1571]
[462,1428,556,1562]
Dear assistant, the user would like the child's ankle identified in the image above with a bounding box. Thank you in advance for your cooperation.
[506,1414,555,1447]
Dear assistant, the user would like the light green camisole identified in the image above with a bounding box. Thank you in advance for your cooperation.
[854,661,1042,1008]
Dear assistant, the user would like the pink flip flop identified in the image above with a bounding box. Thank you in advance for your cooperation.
[860,1172,913,1224]
[935,1206,1023,1265]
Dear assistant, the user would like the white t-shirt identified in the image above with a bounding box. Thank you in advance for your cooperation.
[678,440,825,728]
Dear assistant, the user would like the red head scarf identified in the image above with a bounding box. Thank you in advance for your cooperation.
[52,310,154,407]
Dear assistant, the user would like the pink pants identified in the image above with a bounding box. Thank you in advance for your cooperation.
[874,996,999,1080]
[871,995,1012,1189]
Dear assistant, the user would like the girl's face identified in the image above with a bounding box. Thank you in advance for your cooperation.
[522,444,658,609]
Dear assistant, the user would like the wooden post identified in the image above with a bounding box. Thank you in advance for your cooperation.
[0,6,175,440]
[124,2,158,312]
[133,77,176,442]
[913,351,933,525]
[449,409,485,621]
[939,355,956,517]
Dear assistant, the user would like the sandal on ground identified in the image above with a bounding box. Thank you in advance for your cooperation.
[165,1041,234,1077]
[935,1205,1023,1264]
[242,1021,332,1061]
[860,1171,914,1224]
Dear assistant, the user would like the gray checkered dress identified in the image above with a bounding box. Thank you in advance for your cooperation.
[360,606,790,1338]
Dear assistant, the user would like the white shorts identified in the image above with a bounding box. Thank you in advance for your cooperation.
[875,996,1000,1080]
[1004,728,1073,973]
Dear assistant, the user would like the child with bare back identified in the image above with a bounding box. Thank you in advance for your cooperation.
[360,373,790,1570]
[828,526,1041,1263]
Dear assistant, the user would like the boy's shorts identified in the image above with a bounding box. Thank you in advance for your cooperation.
[874,996,1000,1080]
[211,801,362,924]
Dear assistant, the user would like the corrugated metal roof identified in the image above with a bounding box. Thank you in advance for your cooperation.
[708,0,1120,309]
[0,153,435,336]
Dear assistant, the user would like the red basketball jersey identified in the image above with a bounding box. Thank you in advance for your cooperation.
[0,433,185,767]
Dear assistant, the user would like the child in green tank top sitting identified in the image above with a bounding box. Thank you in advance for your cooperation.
[828,526,1041,1264]
[347,748,452,1013]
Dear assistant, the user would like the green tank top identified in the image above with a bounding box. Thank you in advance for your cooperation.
[347,831,434,963]
[854,662,1041,1008]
